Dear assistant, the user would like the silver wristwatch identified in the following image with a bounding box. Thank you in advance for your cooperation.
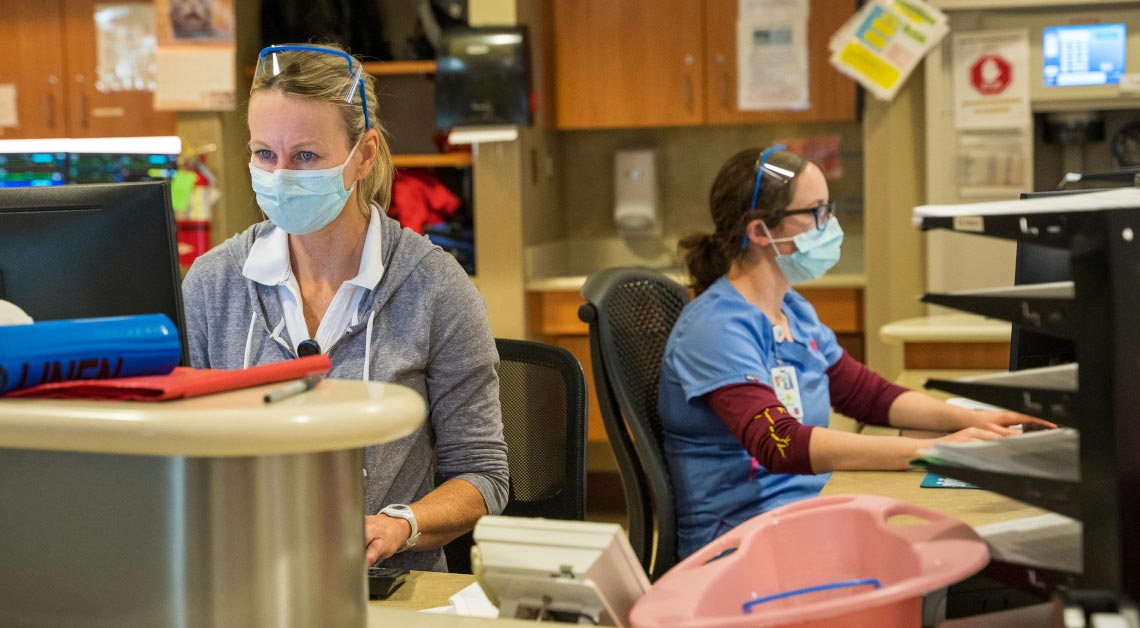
[379,504,420,551]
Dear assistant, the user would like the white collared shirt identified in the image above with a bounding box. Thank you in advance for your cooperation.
[242,207,385,354]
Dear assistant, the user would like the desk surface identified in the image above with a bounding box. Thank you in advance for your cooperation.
[0,379,425,457]
[822,469,1045,528]
[368,571,545,627]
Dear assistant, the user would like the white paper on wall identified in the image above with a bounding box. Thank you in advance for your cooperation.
[953,30,1031,130]
[737,0,811,111]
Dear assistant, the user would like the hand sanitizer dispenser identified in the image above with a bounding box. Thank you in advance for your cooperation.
[614,148,660,235]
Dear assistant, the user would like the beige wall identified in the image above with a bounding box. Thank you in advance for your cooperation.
[862,68,928,380]
[556,123,864,242]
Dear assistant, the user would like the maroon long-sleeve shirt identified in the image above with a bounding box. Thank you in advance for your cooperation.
[706,351,908,474]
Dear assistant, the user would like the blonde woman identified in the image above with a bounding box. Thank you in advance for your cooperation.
[182,44,508,571]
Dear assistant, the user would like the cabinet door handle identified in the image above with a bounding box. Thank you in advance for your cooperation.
[682,74,694,113]
[75,75,89,130]
[79,92,89,129]
[44,93,56,130]
[45,74,59,131]
[682,53,696,113]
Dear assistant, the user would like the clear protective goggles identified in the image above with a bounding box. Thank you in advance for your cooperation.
[747,144,795,213]
[741,144,797,249]
[254,44,371,130]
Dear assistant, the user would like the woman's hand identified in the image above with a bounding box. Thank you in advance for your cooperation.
[364,513,412,566]
[953,408,1057,436]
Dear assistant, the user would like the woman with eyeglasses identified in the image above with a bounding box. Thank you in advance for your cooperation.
[658,147,1053,559]
[181,43,508,571]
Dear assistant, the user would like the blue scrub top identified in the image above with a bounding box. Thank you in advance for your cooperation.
[658,276,843,558]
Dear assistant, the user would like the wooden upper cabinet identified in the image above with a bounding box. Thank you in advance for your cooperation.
[548,0,857,129]
[62,0,176,138]
[0,0,68,139]
[704,0,858,124]
[551,0,706,129]
[0,0,175,139]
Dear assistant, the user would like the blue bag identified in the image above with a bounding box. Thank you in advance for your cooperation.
[0,314,181,394]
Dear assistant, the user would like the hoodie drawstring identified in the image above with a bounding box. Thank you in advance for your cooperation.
[363,310,376,382]
[243,313,257,369]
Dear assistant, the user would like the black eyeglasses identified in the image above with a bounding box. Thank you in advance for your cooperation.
[781,202,835,231]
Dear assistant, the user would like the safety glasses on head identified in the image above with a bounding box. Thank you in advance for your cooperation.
[782,201,835,232]
[254,44,371,131]
[741,144,796,249]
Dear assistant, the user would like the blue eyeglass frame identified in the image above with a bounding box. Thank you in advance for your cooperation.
[257,44,371,131]
[741,144,788,249]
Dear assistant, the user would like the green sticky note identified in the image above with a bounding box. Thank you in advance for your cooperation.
[170,170,197,213]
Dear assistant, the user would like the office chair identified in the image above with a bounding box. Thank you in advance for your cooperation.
[577,267,690,581]
[443,338,588,573]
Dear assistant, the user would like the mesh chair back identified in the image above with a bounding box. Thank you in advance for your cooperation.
[578,267,690,581]
[442,338,587,573]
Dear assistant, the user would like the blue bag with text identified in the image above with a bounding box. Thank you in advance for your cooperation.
[0,314,181,394]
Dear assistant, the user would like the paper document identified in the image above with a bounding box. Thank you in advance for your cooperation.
[913,187,1140,224]
[975,513,1081,573]
[937,281,1073,299]
[918,427,1079,481]
[945,397,1005,412]
[0,84,17,128]
[953,30,1031,130]
[737,0,810,111]
[955,363,1076,392]
[828,0,948,101]
[420,582,499,618]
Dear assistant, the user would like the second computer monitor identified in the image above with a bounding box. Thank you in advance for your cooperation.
[0,181,188,364]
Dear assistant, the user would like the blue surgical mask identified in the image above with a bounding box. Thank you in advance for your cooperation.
[249,139,360,236]
[762,217,844,285]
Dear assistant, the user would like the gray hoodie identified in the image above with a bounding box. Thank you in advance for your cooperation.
[181,213,509,572]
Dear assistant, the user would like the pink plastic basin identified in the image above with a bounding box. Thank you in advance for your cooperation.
[630,495,989,628]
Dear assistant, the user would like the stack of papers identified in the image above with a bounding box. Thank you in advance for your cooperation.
[828,0,949,101]
[913,187,1140,225]
[975,513,1081,573]
[917,427,1079,481]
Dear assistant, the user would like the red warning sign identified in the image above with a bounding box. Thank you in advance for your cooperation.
[970,55,1012,95]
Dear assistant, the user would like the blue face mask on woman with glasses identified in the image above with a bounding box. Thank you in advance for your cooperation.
[761,215,844,285]
[746,145,844,285]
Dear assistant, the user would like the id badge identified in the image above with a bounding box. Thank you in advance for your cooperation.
[770,365,805,421]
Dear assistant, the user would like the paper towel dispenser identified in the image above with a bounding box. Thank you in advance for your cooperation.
[435,26,532,128]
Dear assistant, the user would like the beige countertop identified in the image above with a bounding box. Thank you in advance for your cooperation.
[526,272,867,293]
[0,379,425,457]
[880,314,1011,345]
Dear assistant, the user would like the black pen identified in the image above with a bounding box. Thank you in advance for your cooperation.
[263,375,322,404]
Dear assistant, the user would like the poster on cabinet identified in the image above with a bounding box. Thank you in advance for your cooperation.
[737,0,811,111]
[952,30,1030,130]
[828,0,948,101]
[153,0,236,111]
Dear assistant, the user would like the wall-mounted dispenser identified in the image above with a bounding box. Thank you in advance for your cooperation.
[614,147,660,235]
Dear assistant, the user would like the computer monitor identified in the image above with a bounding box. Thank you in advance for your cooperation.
[1009,190,1089,371]
[0,181,188,365]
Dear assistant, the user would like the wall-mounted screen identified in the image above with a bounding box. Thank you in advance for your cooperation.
[1043,23,1126,87]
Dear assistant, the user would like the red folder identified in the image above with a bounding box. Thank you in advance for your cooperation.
[6,355,332,402]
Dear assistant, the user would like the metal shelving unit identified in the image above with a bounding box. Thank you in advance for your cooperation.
[915,188,1140,602]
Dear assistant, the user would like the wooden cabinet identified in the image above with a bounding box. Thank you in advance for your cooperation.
[0,0,176,139]
[549,0,858,129]
[703,0,858,125]
[550,0,706,129]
